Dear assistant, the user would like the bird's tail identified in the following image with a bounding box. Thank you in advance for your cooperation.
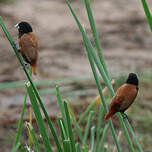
[32,63,37,75]
[104,110,115,120]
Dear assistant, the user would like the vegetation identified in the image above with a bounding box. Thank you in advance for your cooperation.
[0,0,152,151]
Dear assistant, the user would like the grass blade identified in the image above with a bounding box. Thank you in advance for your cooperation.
[95,105,104,152]
[84,0,110,79]
[76,143,81,152]
[82,111,94,146]
[58,118,68,141]
[63,140,71,152]
[26,82,53,152]
[56,86,68,136]
[12,67,32,149]
[90,126,95,151]
[112,131,123,152]
[141,0,152,32]
[26,122,41,152]
[82,146,88,152]
[87,52,121,152]
[65,0,114,95]
[68,107,83,142]
[119,115,135,152]
[64,101,76,152]
[97,124,109,152]
[11,142,20,152]
[78,101,96,124]
[125,119,143,152]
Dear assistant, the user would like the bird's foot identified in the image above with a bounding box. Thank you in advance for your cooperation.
[13,41,19,50]
[121,112,128,120]
[24,63,28,67]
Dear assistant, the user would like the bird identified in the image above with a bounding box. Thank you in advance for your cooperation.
[105,73,139,120]
[15,21,38,75]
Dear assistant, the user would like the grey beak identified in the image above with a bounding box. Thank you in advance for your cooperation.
[15,23,19,29]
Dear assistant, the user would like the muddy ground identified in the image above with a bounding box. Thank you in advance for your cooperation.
[0,0,152,151]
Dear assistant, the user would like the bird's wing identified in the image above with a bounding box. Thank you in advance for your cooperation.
[19,33,38,62]
[109,95,125,112]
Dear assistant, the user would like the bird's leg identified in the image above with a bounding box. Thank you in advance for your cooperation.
[120,112,128,120]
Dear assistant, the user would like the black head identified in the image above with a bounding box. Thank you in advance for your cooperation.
[15,21,33,37]
[126,73,138,86]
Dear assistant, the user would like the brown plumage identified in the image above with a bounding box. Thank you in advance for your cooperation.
[15,22,38,75]
[105,73,139,120]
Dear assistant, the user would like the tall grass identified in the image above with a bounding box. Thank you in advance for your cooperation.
[141,0,152,32]
[0,0,149,151]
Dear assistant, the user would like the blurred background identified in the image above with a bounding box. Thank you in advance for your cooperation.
[0,0,152,151]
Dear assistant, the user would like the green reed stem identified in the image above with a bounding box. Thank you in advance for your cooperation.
[11,142,20,152]
[84,0,110,80]
[90,126,95,151]
[56,86,69,137]
[58,118,67,142]
[82,111,94,146]
[63,140,71,152]
[78,100,96,124]
[64,101,76,152]
[76,143,81,152]
[26,82,52,152]
[12,67,32,149]
[141,0,152,32]
[26,122,41,152]
[119,115,135,152]
[124,119,143,152]
[97,124,109,152]
[69,108,83,142]
[65,0,113,94]
[96,105,104,152]
[87,51,121,152]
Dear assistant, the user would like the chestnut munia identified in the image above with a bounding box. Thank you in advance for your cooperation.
[105,73,139,120]
[15,21,38,75]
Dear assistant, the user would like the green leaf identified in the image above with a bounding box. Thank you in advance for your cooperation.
[56,86,68,137]
[97,124,109,152]
[63,140,71,152]
[26,82,53,152]
[78,101,96,124]
[58,118,68,141]
[12,67,32,149]
[64,101,76,152]
[141,0,152,32]
[11,142,20,152]
[84,0,110,80]
[26,122,41,152]
[90,126,95,151]
[82,111,94,146]
[76,143,81,152]
[95,105,104,152]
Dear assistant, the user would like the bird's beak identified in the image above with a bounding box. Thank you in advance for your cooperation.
[15,23,19,29]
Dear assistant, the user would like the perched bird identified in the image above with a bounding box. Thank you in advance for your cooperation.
[15,22,38,75]
[105,73,139,120]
